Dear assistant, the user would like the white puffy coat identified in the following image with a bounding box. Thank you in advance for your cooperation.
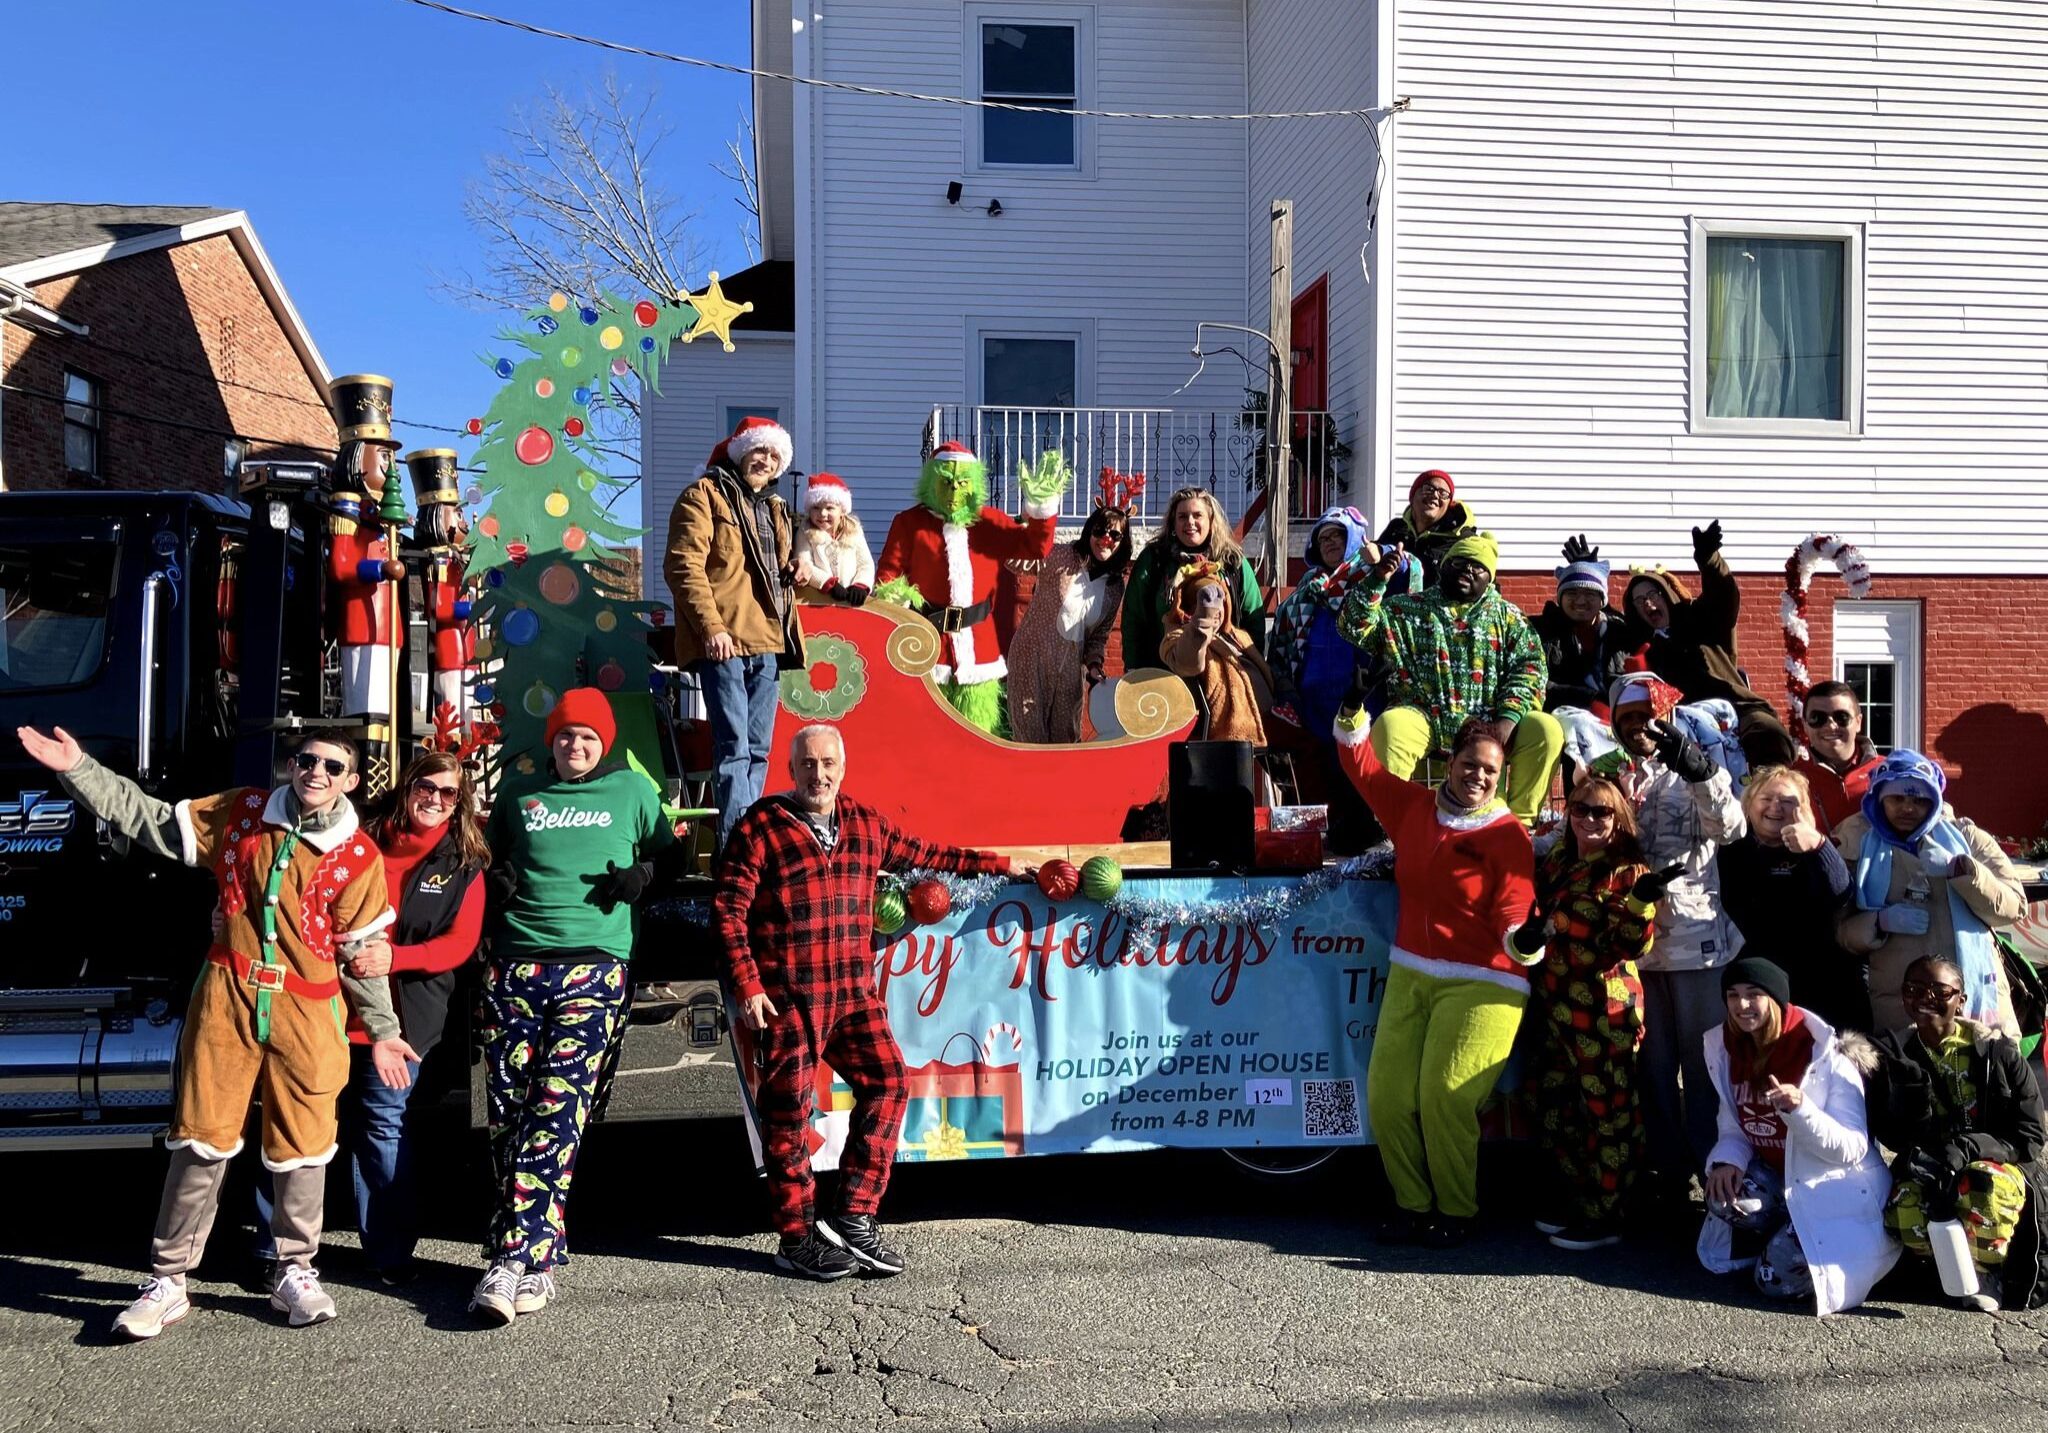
[1697,1012,1901,1316]
[795,517,875,593]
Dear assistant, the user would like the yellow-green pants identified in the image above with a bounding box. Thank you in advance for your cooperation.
[1370,705,1564,824]
[1367,962,1527,1219]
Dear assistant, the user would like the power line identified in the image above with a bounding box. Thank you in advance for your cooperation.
[398,0,1393,123]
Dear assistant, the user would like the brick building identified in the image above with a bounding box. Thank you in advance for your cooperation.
[0,204,335,493]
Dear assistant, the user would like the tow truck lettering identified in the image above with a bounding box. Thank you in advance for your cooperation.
[0,791,75,853]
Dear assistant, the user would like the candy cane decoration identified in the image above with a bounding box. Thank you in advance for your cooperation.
[982,1022,1023,1063]
[1783,535,1873,744]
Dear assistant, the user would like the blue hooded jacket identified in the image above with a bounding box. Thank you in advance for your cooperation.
[1276,506,1373,735]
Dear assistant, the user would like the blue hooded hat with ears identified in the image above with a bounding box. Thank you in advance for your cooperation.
[1302,505,1371,572]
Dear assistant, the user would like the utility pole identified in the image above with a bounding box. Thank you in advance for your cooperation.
[1265,200,1293,604]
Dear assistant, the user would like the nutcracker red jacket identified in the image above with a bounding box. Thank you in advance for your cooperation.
[713,794,1007,1004]
[1334,714,1537,991]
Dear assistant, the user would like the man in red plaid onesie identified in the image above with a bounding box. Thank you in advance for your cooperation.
[715,723,1028,1280]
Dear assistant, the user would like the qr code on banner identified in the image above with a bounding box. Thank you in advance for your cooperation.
[1302,1078,1361,1139]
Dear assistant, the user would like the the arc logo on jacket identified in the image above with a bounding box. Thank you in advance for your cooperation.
[520,797,616,833]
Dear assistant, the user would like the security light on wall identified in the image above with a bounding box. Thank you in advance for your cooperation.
[986,199,1003,217]
[946,181,964,204]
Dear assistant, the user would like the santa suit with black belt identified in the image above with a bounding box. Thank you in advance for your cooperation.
[873,503,1058,687]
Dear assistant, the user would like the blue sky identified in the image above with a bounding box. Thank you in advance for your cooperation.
[3,0,755,474]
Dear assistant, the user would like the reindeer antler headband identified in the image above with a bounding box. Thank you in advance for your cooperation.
[1096,466,1146,513]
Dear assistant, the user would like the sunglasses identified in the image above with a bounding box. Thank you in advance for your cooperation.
[1901,979,1963,1003]
[410,778,462,806]
[1805,709,1855,728]
[1569,802,1617,822]
[291,752,349,778]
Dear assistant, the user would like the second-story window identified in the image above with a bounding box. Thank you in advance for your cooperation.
[981,21,1077,167]
[62,370,103,481]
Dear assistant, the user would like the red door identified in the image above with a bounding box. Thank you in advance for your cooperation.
[1288,277,1330,521]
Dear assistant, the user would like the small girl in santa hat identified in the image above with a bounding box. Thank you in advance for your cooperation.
[793,473,875,604]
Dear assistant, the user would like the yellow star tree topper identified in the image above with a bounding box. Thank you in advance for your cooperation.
[680,272,753,352]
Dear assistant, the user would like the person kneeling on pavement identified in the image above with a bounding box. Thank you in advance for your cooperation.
[1865,956,2048,1311]
[1698,958,1898,1316]
[15,725,406,1337]
[714,724,1033,1280]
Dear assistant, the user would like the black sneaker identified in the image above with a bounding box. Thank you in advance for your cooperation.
[818,1214,906,1276]
[1421,1215,1474,1249]
[774,1232,858,1282]
[1373,1211,1429,1245]
[1959,1268,2004,1313]
[1548,1222,1623,1252]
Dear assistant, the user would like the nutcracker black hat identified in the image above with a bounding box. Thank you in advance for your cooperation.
[329,374,397,445]
[403,448,461,507]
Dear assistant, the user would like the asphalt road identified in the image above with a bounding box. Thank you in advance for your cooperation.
[2,1103,2045,1432]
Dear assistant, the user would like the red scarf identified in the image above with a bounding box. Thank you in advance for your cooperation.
[1729,1007,1815,1171]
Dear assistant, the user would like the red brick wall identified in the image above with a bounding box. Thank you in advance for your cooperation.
[3,233,334,492]
[1498,570,2048,841]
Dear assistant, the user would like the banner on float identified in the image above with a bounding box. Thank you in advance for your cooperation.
[738,875,1401,1168]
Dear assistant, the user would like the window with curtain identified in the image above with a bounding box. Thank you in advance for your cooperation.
[1703,236,1847,422]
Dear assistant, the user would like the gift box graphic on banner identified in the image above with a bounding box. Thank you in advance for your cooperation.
[808,1030,1026,1164]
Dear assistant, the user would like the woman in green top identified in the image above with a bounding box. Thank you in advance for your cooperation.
[1120,487,1263,674]
[469,688,675,1325]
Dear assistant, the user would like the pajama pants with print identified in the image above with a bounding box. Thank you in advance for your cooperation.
[478,959,628,1270]
[1887,1161,2029,1270]
[749,989,908,1238]
[1533,963,1646,1226]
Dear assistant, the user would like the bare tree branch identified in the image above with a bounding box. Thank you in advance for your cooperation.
[711,108,763,264]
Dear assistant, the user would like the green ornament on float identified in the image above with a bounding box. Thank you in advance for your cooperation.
[873,883,909,935]
[1079,855,1124,903]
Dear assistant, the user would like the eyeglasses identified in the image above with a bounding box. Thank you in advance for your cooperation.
[410,778,462,806]
[1414,485,1453,501]
[1569,802,1617,823]
[1805,709,1855,728]
[291,752,349,777]
[1901,979,1963,1003]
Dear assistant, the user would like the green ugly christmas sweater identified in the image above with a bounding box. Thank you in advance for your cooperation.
[1337,571,1548,751]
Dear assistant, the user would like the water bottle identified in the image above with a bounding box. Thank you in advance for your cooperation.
[1929,1218,1979,1298]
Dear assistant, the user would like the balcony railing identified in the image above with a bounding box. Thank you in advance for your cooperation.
[923,405,1353,537]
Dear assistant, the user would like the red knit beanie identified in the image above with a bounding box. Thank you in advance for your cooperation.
[545,687,617,755]
[1412,469,1454,500]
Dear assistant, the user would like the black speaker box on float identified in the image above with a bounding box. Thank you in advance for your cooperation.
[1167,740,1256,871]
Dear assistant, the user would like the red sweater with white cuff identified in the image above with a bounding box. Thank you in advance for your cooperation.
[1335,712,1537,991]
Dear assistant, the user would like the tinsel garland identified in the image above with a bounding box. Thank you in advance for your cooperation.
[1781,534,1873,743]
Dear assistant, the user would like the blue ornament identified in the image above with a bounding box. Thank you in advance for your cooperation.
[485,569,505,588]
[572,386,591,405]
[493,357,515,379]
[500,608,542,647]
[536,315,559,335]
[473,682,496,706]
[640,336,656,352]
[578,306,599,325]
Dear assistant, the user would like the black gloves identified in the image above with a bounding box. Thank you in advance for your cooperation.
[600,859,654,906]
[1511,902,1550,957]
[1648,719,1717,783]
[844,583,871,606]
[1691,519,1724,565]
[1630,862,1686,904]
[485,863,519,911]
[1561,533,1600,565]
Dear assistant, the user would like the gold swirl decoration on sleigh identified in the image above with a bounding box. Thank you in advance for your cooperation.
[832,599,1194,747]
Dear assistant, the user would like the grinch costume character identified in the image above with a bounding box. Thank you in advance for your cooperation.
[872,442,1064,735]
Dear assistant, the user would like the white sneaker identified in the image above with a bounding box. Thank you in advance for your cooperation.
[512,1268,556,1315]
[469,1261,521,1325]
[269,1263,338,1327]
[112,1276,190,1340]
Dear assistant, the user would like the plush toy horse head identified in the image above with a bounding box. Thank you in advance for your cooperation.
[918,441,989,526]
[1168,558,1236,629]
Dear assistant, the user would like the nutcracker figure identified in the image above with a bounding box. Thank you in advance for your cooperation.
[325,375,408,793]
[403,447,476,732]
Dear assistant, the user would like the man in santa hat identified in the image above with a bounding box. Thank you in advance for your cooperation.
[871,441,1066,734]
[663,415,806,850]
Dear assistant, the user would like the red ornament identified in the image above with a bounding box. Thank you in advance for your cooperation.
[514,425,554,465]
[634,300,659,327]
[1036,860,1080,902]
[506,541,530,566]
[465,417,484,436]
[596,659,626,692]
[564,416,586,438]
[907,879,952,925]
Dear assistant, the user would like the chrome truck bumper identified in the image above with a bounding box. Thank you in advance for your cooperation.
[0,987,179,1152]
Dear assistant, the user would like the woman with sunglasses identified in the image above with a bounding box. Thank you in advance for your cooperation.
[1516,777,1673,1251]
[312,749,489,1282]
[1867,956,2048,1311]
[1718,766,1868,1032]
[1120,487,1263,682]
[1007,505,1132,743]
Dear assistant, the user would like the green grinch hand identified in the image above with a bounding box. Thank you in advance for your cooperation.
[871,576,927,610]
[1019,451,1073,506]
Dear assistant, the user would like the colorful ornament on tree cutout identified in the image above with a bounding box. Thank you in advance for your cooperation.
[543,490,571,518]
[464,485,484,505]
[494,358,515,379]
[473,638,494,661]
[537,315,559,335]
[507,542,531,566]
[561,526,589,553]
[573,386,592,406]
[1079,856,1124,903]
[538,563,581,606]
[873,883,909,936]
[484,570,505,589]
[779,634,869,720]
[576,469,598,491]
[599,324,623,351]
[1036,860,1081,902]
[559,345,582,367]
[563,417,586,438]
[592,608,616,632]
[640,336,656,352]
[908,879,951,926]
[466,418,484,436]
[548,292,568,312]
[473,682,496,706]
[596,659,626,692]
[515,426,555,465]
[522,681,558,719]
[611,357,631,377]
[578,306,599,326]
[535,377,555,399]
[478,514,500,538]
[634,300,660,327]
[500,607,541,646]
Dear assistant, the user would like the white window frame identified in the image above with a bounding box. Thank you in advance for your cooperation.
[1832,600,1921,752]
[968,319,1093,410]
[1688,217,1864,438]
[62,369,103,480]
[964,4,1095,177]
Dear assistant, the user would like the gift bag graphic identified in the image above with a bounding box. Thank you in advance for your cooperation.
[896,1031,1026,1162]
